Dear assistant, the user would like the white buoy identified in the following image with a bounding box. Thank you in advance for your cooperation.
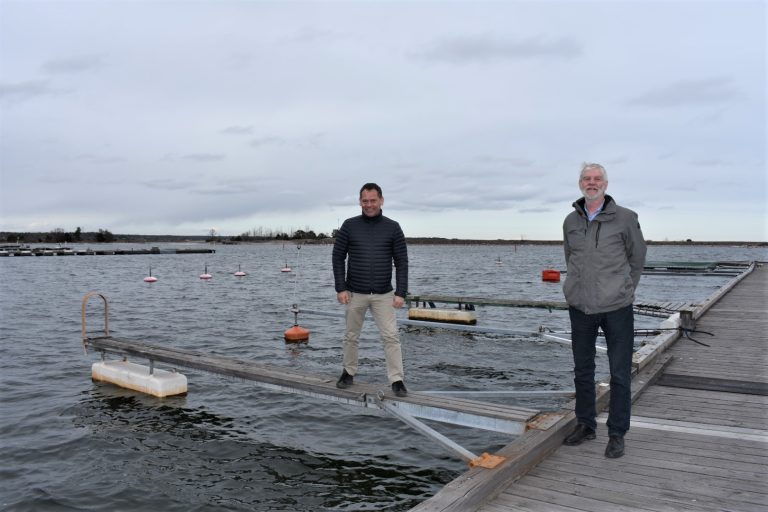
[92,360,187,397]
[234,264,246,277]
[200,264,212,280]
[281,260,292,273]
[144,267,158,283]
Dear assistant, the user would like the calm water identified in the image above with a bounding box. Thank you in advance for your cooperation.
[1,243,765,511]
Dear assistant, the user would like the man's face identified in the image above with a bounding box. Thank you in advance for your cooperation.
[359,189,383,217]
[579,168,608,201]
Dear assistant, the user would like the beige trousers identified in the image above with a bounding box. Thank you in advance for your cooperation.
[342,291,404,383]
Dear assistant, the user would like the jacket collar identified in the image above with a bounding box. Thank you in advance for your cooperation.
[362,210,384,223]
[573,195,616,218]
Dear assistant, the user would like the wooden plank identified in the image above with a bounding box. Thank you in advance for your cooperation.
[539,453,768,496]
[656,374,768,395]
[410,354,670,512]
[510,474,754,512]
[638,385,768,406]
[498,482,660,512]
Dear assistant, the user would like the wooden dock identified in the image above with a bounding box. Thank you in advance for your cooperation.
[410,263,767,511]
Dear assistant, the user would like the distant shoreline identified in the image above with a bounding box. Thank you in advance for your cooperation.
[2,232,765,247]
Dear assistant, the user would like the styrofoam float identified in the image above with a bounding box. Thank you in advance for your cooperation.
[408,307,478,325]
[92,360,187,397]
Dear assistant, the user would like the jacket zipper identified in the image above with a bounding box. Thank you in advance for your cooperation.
[595,222,601,248]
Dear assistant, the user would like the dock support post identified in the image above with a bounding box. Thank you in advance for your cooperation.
[679,308,696,331]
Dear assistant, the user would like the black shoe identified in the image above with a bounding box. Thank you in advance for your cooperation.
[336,369,353,389]
[605,435,625,458]
[563,424,596,446]
[392,380,407,397]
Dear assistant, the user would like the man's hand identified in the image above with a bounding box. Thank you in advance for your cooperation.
[337,291,350,305]
[393,295,404,309]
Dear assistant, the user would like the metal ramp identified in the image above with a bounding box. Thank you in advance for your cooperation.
[81,292,560,468]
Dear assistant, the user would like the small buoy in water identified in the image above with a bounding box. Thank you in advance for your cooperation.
[200,264,212,280]
[281,261,291,273]
[496,256,502,265]
[144,267,158,283]
[234,264,246,277]
[542,269,561,282]
[284,325,310,343]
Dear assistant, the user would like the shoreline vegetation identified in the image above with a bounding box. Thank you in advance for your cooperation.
[1,231,765,247]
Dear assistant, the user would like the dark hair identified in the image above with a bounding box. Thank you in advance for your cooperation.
[359,183,383,198]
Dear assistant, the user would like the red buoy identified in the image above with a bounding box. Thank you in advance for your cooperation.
[234,264,246,277]
[200,264,212,280]
[542,269,561,282]
[284,325,310,343]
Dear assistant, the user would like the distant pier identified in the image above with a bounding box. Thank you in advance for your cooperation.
[0,245,215,257]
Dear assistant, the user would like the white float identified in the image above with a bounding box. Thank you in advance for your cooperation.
[408,307,478,325]
[659,312,680,329]
[92,360,187,397]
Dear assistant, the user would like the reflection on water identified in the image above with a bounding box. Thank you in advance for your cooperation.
[1,243,765,510]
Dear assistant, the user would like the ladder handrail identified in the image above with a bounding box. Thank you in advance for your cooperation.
[81,291,110,342]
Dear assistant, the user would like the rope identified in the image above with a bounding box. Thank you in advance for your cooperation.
[681,327,714,347]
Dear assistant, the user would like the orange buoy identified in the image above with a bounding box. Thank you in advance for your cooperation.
[284,325,310,343]
[542,269,561,282]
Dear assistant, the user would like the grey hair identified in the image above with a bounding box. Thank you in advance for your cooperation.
[580,162,608,181]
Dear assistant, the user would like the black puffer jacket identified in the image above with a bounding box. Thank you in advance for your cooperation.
[332,211,408,297]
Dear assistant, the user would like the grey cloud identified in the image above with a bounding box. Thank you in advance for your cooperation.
[42,55,105,74]
[284,26,341,44]
[192,186,250,196]
[474,155,535,167]
[221,125,254,135]
[691,158,727,167]
[250,136,285,147]
[182,153,226,162]
[0,80,59,101]
[141,179,193,191]
[626,77,740,108]
[417,35,582,63]
[519,207,555,213]
[71,154,125,164]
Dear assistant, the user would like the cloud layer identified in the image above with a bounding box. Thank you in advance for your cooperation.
[0,1,765,241]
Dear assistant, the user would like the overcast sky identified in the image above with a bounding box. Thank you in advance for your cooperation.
[1,0,765,241]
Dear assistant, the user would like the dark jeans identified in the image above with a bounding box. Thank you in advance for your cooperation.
[569,304,634,437]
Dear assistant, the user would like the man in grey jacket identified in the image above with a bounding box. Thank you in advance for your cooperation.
[332,183,409,397]
[562,163,646,458]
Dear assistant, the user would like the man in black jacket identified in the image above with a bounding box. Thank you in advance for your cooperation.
[332,183,409,397]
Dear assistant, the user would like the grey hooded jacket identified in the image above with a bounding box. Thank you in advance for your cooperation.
[562,195,646,314]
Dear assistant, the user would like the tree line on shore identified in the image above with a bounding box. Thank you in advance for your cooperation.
[2,228,764,247]
[1,226,336,244]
